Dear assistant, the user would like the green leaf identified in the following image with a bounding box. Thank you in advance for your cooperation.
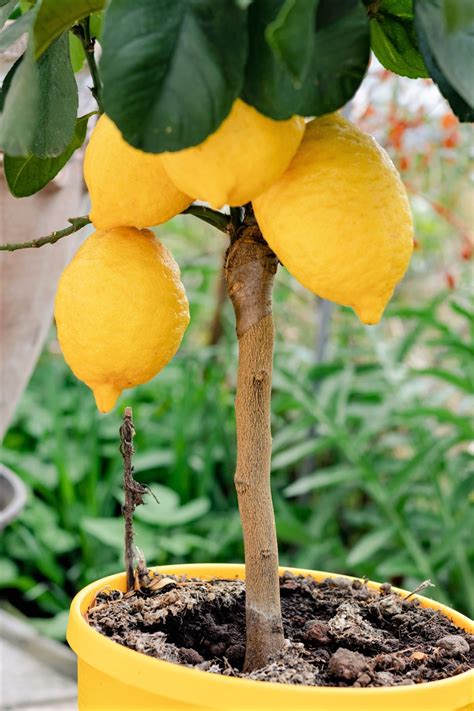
[347,527,394,566]
[0,46,39,155]
[0,0,16,29]
[33,0,106,58]
[89,10,103,40]
[1,33,78,156]
[450,300,473,322]
[82,517,157,558]
[415,15,474,121]
[415,0,474,107]
[243,0,369,119]
[31,610,69,641]
[284,466,355,497]
[132,450,174,472]
[100,0,247,152]
[31,33,78,157]
[443,0,474,33]
[265,0,318,86]
[0,558,19,585]
[136,497,210,527]
[370,15,428,78]
[0,8,34,51]
[69,31,85,73]
[272,438,327,470]
[413,367,472,392]
[0,53,22,112]
[4,113,91,197]
[317,0,359,26]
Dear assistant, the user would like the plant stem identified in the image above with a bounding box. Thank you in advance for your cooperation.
[80,17,104,114]
[183,205,231,233]
[0,205,229,253]
[225,209,284,671]
[120,406,147,591]
[0,216,91,252]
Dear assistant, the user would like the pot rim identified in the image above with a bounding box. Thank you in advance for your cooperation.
[68,563,474,706]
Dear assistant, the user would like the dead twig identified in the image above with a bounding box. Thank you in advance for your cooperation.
[120,407,148,591]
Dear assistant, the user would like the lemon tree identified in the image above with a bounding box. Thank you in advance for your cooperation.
[1,0,473,673]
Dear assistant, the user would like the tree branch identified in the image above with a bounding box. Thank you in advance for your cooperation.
[0,216,91,252]
[0,205,231,253]
[183,205,231,233]
[78,17,104,114]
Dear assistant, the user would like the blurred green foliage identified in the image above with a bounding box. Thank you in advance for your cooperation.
[1,207,472,639]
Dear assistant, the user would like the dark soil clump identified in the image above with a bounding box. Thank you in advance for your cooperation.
[86,572,473,687]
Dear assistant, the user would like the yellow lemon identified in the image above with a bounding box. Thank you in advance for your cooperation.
[84,115,192,230]
[253,114,413,324]
[161,99,305,209]
[55,227,190,413]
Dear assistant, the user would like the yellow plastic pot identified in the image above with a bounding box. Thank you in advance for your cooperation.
[68,563,474,711]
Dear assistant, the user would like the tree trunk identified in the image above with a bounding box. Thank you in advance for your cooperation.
[225,215,284,671]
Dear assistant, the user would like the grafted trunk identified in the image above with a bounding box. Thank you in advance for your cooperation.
[225,217,284,671]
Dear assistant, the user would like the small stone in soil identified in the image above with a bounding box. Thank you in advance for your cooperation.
[328,648,370,681]
[303,620,330,644]
[436,635,470,657]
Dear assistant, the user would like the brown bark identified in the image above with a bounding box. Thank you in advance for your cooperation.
[225,216,284,671]
[120,407,147,591]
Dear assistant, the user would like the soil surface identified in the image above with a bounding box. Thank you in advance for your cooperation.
[86,571,473,687]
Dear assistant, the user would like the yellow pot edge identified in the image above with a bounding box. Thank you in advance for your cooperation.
[67,563,474,709]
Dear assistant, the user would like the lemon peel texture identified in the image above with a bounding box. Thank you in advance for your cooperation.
[55,227,190,412]
[84,115,192,231]
[253,113,413,324]
[161,99,305,209]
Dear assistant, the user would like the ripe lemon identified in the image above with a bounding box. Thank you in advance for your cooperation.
[161,99,305,209]
[55,227,190,413]
[84,115,192,231]
[253,114,413,324]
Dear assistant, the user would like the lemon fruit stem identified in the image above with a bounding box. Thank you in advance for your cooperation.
[72,18,104,114]
[225,208,284,671]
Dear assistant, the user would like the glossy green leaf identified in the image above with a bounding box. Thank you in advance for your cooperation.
[243,0,369,119]
[32,33,78,157]
[416,0,474,107]
[0,53,22,112]
[1,33,78,156]
[0,8,33,50]
[415,13,474,121]
[4,113,92,197]
[68,31,85,72]
[100,0,247,152]
[370,14,428,78]
[265,0,318,85]
[0,46,39,155]
[443,0,474,32]
[33,0,106,58]
[89,10,103,40]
